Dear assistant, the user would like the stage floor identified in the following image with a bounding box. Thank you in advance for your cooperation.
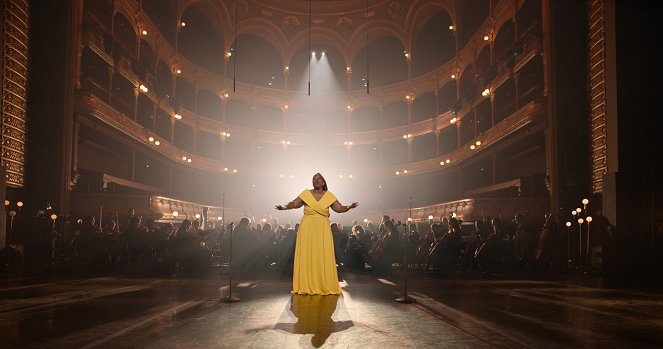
[1,269,662,348]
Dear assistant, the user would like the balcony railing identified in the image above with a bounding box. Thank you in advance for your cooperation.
[76,89,545,178]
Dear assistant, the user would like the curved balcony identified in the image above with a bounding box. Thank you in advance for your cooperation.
[76,90,545,179]
[81,23,542,147]
[83,0,527,111]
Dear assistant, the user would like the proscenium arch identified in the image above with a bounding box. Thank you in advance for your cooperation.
[410,10,456,78]
[230,18,290,66]
[178,4,225,74]
[404,0,455,49]
[346,20,407,66]
[285,27,354,68]
[113,1,138,35]
[229,33,285,88]
[178,0,231,54]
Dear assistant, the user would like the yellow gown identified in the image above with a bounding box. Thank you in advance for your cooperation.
[292,190,342,295]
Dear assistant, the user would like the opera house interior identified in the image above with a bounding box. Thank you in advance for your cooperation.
[0,0,661,348]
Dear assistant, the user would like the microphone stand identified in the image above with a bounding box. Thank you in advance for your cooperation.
[221,221,240,302]
[221,192,239,302]
[396,196,414,303]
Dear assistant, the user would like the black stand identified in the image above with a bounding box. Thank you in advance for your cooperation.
[395,231,413,303]
[396,197,414,304]
[5,212,14,270]
[221,222,240,302]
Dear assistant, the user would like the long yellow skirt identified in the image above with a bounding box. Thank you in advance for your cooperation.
[292,214,342,295]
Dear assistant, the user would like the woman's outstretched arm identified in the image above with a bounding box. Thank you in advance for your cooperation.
[275,196,304,210]
[331,200,358,213]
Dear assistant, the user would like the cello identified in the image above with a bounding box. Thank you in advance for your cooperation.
[530,213,553,264]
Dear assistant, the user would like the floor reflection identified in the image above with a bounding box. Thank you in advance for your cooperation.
[274,294,354,347]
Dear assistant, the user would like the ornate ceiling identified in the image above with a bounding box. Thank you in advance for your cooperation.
[178,0,457,62]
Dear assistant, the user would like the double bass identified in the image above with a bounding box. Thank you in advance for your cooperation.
[369,231,391,264]
[530,213,553,264]
[368,221,400,264]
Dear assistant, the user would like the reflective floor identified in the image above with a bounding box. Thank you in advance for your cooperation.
[1,268,662,348]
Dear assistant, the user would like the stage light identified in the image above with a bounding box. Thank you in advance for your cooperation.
[470,145,476,150]
[395,171,400,175]
[449,25,455,30]
[154,141,160,145]
[578,218,584,224]
[173,211,179,217]
[582,198,589,205]
[475,141,482,146]
[180,21,186,27]
[174,113,182,120]
[176,69,182,74]
[195,214,201,219]
[451,74,456,79]
[586,216,593,222]
[403,170,408,174]
[148,137,154,142]
[17,201,23,207]
[445,159,450,163]
[187,158,192,163]
[141,29,148,36]
[565,221,572,227]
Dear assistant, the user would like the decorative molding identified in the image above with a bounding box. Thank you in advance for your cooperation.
[1,0,29,188]
[76,90,544,179]
[588,0,607,194]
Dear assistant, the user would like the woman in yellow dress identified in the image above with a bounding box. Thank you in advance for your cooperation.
[276,173,358,295]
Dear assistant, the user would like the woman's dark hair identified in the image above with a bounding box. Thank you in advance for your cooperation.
[314,173,328,191]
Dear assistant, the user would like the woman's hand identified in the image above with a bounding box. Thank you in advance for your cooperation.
[348,202,359,209]
[275,205,286,210]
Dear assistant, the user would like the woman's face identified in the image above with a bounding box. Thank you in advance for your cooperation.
[312,173,325,188]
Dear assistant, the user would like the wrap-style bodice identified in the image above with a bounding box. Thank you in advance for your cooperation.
[299,190,337,218]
